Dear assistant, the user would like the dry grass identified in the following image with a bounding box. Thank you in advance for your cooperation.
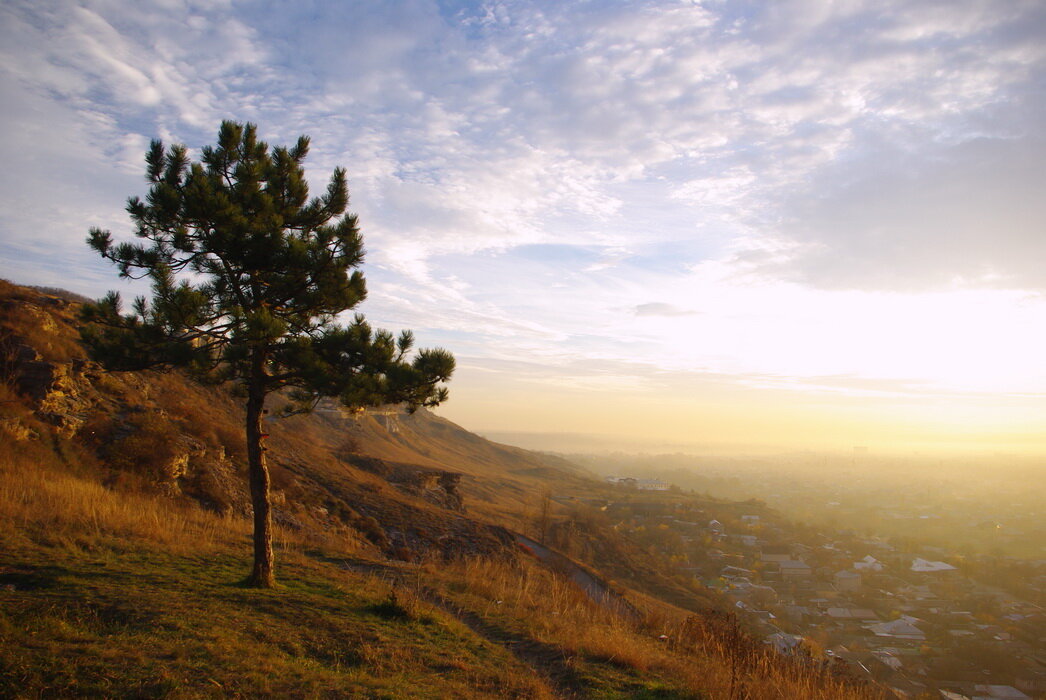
[0,444,246,555]
[0,446,379,570]
[0,280,86,364]
[429,556,886,700]
[0,428,882,698]
[0,446,551,698]
[457,557,663,660]
[0,280,887,698]
[430,557,715,694]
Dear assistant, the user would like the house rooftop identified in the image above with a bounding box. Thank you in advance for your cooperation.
[866,619,925,639]
[910,557,957,573]
[972,685,1031,700]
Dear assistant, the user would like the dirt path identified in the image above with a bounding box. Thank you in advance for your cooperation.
[419,585,586,699]
[337,558,581,699]
[332,532,643,698]
[514,534,640,621]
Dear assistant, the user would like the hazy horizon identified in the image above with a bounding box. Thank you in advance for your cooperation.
[2,1,1044,459]
[476,428,1046,459]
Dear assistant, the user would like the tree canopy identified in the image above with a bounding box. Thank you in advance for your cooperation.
[82,120,454,586]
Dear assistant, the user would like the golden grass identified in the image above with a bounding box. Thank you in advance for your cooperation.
[0,412,376,566]
[0,445,552,698]
[1,451,236,554]
[430,557,715,692]
[428,556,886,700]
[0,438,355,562]
[0,439,882,698]
[0,275,884,697]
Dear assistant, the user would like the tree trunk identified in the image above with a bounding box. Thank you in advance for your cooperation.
[245,349,274,588]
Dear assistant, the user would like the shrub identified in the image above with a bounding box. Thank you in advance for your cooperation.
[83,411,182,481]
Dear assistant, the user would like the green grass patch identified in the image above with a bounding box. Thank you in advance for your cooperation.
[0,537,545,698]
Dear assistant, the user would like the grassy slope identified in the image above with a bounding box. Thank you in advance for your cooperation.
[0,449,879,699]
[0,281,885,699]
[0,547,530,699]
[1,571,544,699]
[0,442,701,699]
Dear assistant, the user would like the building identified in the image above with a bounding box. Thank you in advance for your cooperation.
[834,570,862,591]
[759,548,792,563]
[971,685,1032,700]
[854,555,884,572]
[733,534,758,547]
[910,557,957,573]
[765,632,804,655]
[637,478,669,491]
[866,618,925,642]
[779,560,812,578]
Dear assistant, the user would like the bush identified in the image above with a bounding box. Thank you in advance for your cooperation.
[82,411,182,481]
[368,589,414,620]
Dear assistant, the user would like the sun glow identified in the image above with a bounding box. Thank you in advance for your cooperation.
[627,268,1046,398]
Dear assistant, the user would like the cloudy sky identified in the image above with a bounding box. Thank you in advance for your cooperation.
[2,0,1044,454]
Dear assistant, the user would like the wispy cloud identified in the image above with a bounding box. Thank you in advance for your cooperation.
[634,303,697,318]
[1,0,1044,445]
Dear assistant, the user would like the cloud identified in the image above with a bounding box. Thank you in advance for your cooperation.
[710,0,1046,290]
[634,303,697,317]
[8,0,1042,291]
[0,0,275,292]
[772,133,1046,290]
[2,0,1045,423]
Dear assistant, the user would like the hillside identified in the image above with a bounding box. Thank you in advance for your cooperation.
[0,280,884,698]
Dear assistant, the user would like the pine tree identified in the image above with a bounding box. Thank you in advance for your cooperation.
[82,121,454,587]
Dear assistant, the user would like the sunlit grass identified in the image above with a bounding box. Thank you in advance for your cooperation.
[0,442,549,698]
[0,448,247,555]
[0,429,886,699]
[427,557,884,699]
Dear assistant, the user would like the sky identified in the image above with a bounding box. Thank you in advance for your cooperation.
[1,0,1044,455]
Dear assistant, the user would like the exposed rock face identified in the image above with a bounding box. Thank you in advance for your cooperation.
[415,470,465,512]
[1,294,96,437]
[159,435,206,494]
[0,285,252,517]
[8,301,60,334]
[387,465,466,512]
[345,454,466,512]
[17,359,96,436]
[385,521,515,561]
[1,281,529,565]
[183,448,251,516]
[0,418,36,441]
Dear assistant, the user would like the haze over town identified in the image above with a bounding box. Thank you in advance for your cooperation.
[2,0,1045,456]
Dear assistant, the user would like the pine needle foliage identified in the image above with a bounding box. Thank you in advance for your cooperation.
[81,121,454,586]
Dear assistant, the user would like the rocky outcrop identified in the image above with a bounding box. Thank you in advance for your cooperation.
[423,471,465,512]
[0,417,36,441]
[161,439,250,515]
[0,281,528,565]
[393,467,465,512]
[16,358,97,437]
[1,293,97,437]
[344,454,466,512]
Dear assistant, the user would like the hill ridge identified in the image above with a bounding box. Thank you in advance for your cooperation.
[0,279,883,699]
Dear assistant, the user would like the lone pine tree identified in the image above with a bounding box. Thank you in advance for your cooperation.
[82,121,454,587]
